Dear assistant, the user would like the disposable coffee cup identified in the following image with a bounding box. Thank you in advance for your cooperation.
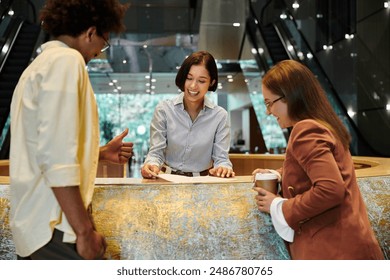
[255,173,278,194]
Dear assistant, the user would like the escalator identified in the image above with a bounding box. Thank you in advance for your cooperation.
[245,0,389,157]
[245,14,290,73]
[0,16,42,158]
[259,24,290,63]
[246,0,292,72]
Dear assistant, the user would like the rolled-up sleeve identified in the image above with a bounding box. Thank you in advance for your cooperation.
[212,109,232,169]
[144,102,167,167]
[35,56,83,187]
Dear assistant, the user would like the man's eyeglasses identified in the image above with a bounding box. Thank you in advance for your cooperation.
[265,95,285,110]
[101,37,111,53]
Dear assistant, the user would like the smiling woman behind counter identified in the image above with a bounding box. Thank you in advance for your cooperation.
[141,51,235,179]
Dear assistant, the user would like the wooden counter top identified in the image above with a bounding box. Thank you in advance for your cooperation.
[351,156,390,177]
[229,154,390,178]
[1,155,389,186]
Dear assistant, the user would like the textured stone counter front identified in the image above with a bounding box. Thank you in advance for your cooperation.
[1,176,389,260]
[92,182,289,260]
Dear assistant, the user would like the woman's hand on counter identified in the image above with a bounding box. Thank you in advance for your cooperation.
[141,164,160,179]
[209,166,235,178]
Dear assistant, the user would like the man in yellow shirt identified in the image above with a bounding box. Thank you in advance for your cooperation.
[10,0,132,260]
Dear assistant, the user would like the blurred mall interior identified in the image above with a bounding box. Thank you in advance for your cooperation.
[0,0,389,177]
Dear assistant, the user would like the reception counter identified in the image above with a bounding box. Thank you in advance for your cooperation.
[0,155,389,260]
[229,154,390,178]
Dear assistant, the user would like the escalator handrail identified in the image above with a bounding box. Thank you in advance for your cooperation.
[0,16,24,72]
[272,20,298,60]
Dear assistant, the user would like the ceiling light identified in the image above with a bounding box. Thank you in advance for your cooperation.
[137,125,146,135]
[347,109,356,117]
[292,2,300,9]
[323,45,333,50]
[385,1,389,8]
[233,23,240,27]
[386,104,390,111]
[2,45,9,53]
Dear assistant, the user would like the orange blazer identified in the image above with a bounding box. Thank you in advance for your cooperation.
[280,119,384,259]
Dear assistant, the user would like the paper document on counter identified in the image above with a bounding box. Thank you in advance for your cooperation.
[157,174,237,184]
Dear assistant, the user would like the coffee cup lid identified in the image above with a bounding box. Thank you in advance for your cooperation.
[255,173,278,180]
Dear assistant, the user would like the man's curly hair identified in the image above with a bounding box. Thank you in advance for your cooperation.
[40,0,129,37]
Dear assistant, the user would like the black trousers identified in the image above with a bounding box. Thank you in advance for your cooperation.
[17,229,83,260]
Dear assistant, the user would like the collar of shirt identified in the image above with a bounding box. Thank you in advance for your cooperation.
[173,92,216,110]
[41,40,71,52]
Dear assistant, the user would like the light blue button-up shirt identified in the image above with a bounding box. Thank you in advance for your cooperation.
[144,93,232,172]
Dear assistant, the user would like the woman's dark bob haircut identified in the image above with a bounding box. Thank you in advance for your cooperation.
[175,51,218,92]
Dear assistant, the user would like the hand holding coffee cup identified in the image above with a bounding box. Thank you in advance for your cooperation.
[254,173,279,194]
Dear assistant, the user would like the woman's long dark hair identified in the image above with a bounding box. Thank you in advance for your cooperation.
[263,60,351,149]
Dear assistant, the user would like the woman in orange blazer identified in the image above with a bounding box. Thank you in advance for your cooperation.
[253,60,384,260]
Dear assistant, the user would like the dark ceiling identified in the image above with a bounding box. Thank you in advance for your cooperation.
[14,0,258,95]
[89,0,256,95]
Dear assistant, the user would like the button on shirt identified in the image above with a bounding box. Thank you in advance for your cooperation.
[9,41,100,257]
[144,93,232,172]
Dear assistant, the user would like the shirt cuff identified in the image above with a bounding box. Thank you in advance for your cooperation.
[45,164,80,187]
[270,197,294,242]
[142,158,163,168]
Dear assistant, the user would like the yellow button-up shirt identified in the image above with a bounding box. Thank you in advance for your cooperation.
[10,41,100,257]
